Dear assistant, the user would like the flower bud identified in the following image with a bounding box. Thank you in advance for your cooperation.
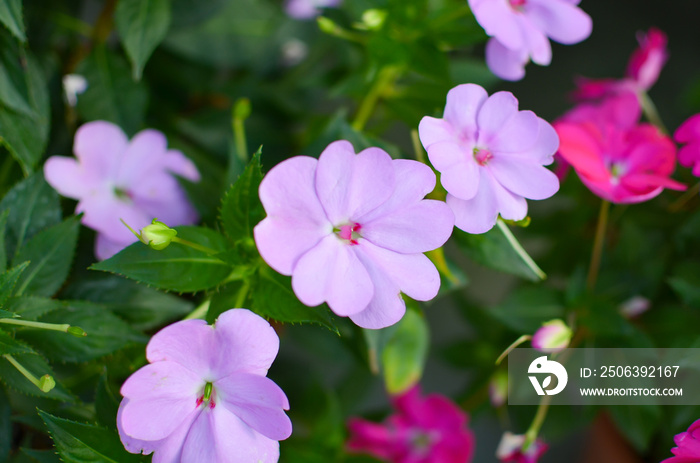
[139,219,177,250]
[39,374,56,393]
[531,319,572,353]
[361,9,387,30]
[496,432,548,463]
[489,371,508,408]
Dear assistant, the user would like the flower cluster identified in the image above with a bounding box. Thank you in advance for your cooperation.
[347,385,475,463]
[254,140,454,329]
[44,121,200,259]
[117,309,292,462]
[496,432,548,463]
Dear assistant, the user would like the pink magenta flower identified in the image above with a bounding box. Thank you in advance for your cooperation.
[43,121,200,260]
[468,0,592,81]
[418,83,560,234]
[347,385,475,463]
[285,0,341,19]
[662,419,700,463]
[117,309,292,462]
[674,114,700,177]
[496,432,548,463]
[531,319,572,353]
[253,141,454,329]
[554,118,685,203]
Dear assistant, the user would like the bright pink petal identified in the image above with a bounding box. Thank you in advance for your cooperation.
[418,117,455,147]
[678,143,700,174]
[314,141,395,224]
[488,157,559,200]
[526,0,592,45]
[554,122,610,182]
[43,156,99,199]
[442,83,489,140]
[73,121,128,178]
[425,140,480,200]
[347,418,395,460]
[146,319,215,378]
[119,361,202,441]
[182,408,279,463]
[216,372,291,440]
[675,114,700,143]
[485,38,529,81]
[626,28,668,90]
[291,235,373,316]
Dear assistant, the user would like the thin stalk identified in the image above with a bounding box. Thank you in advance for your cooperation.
[3,354,55,392]
[640,92,669,134]
[0,318,86,336]
[669,182,700,212]
[586,200,610,291]
[184,299,211,320]
[523,394,552,450]
[496,219,546,280]
[495,335,532,365]
[411,129,426,164]
[171,237,220,256]
[351,66,401,132]
[233,280,251,308]
[232,98,250,163]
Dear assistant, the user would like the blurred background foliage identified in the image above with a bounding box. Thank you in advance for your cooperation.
[0,0,699,462]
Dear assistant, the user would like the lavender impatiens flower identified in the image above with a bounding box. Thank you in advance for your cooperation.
[468,0,592,81]
[419,84,559,234]
[117,309,292,462]
[285,0,341,19]
[254,140,454,329]
[44,121,200,260]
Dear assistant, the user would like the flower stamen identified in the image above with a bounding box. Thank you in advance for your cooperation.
[474,147,493,166]
[334,222,362,245]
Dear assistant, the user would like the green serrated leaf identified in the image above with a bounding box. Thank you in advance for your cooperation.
[0,30,30,115]
[0,353,74,402]
[95,372,119,431]
[116,0,171,80]
[17,301,145,363]
[3,296,61,321]
[20,448,61,463]
[453,227,541,282]
[0,329,32,356]
[251,264,338,333]
[91,226,230,293]
[220,148,264,243]
[381,306,429,394]
[39,410,143,463]
[0,261,28,307]
[0,209,9,273]
[0,54,50,174]
[76,46,147,136]
[0,172,61,259]
[0,0,25,42]
[207,279,251,324]
[12,216,79,297]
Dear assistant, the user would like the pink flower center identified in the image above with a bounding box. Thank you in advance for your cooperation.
[335,222,362,245]
[196,382,216,410]
[473,147,493,166]
[509,0,526,9]
[114,186,133,203]
[409,429,439,457]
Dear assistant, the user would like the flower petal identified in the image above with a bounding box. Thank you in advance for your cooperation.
[487,110,540,154]
[442,84,488,140]
[418,116,455,148]
[468,0,522,50]
[315,141,395,224]
[488,157,559,200]
[146,319,215,378]
[94,233,133,261]
[115,129,169,186]
[477,91,520,147]
[526,0,592,45]
[77,191,152,243]
[119,362,202,441]
[164,149,200,182]
[485,37,529,81]
[425,140,480,200]
[216,372,292,441]
[73,121,128,177]
[291,235,373,317]
[43,156,99,199]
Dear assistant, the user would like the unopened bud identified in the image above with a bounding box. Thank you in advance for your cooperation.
[317,16,337,35]
[531,319,572,353]
[361,9,387,30]
[39,375,55,393]
[489,371,508,408]
[139,219,177,250]
[67,326,87,337]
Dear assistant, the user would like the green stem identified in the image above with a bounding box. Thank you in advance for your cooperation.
[586,200,610,292]
[495,335,532,365]
[171,237,220,256]
[351,66,401,132]
[523,394,552,450]
[496,219,546,280]
[233,280,251,308]
[669,182,700,212]
[640,92,669,134]
[232,98,250,163]
[0,318,86,336]
[184,299,211,320]
[411,129,426,164]
[3,354,55,392]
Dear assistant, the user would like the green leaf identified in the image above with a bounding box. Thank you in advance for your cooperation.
[250,264,338,333]
[62,275,193,331]
[3,296,61,321]
[0,209,9,273]
[0,30,31,115]
[116,0,171,80]
[669,277,700,307]
[207,278,251,324]
[0,54,50,174]
[95,373,119,431]
[170,0,227,27]
[0,0,25,42]
[220,148,264,243]
[0,387,9,462]
[20,449,61,463]
[12,216,79,297]
[76,46,148,136]
[0,353,74,402]
[0,172,61,259]
[0,329,32,356]
[91,226,230,293]
[17,301,145,363]
[381,307,429,394]
[453,227,541,282]
[0,261,28,307]
[488,286,564,333]
[39,410,144,463]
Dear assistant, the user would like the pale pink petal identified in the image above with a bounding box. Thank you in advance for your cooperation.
[515,12,552,65]
[488,157,559,200]
[77,191,152,243]
[486,37,528,82]
[211,309,281,377]
[43,157,99,199]
[362,200,454,254]
[254,217,330,276]
[526,0,592,45]
[182,408,279,463]
[487,110,540,153]
[357,241,441,301]
[164,150,201,182]
[216,373,292,440]
[477,91,520,147]
[115,129,168,186]
[73,121,128,178]
[94,233,133,260]
[149,409,200,463]
[468,0,522,50]
[291,235,373,317]
[315,141,395,224]
[489,172,529,222]
[425,141,480,200]
[133,185,199,227]
[146,319,215,378]
[418,117,455,147]
[119,362,202,441]
[117,399,157,456]
[442,84,489,140]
